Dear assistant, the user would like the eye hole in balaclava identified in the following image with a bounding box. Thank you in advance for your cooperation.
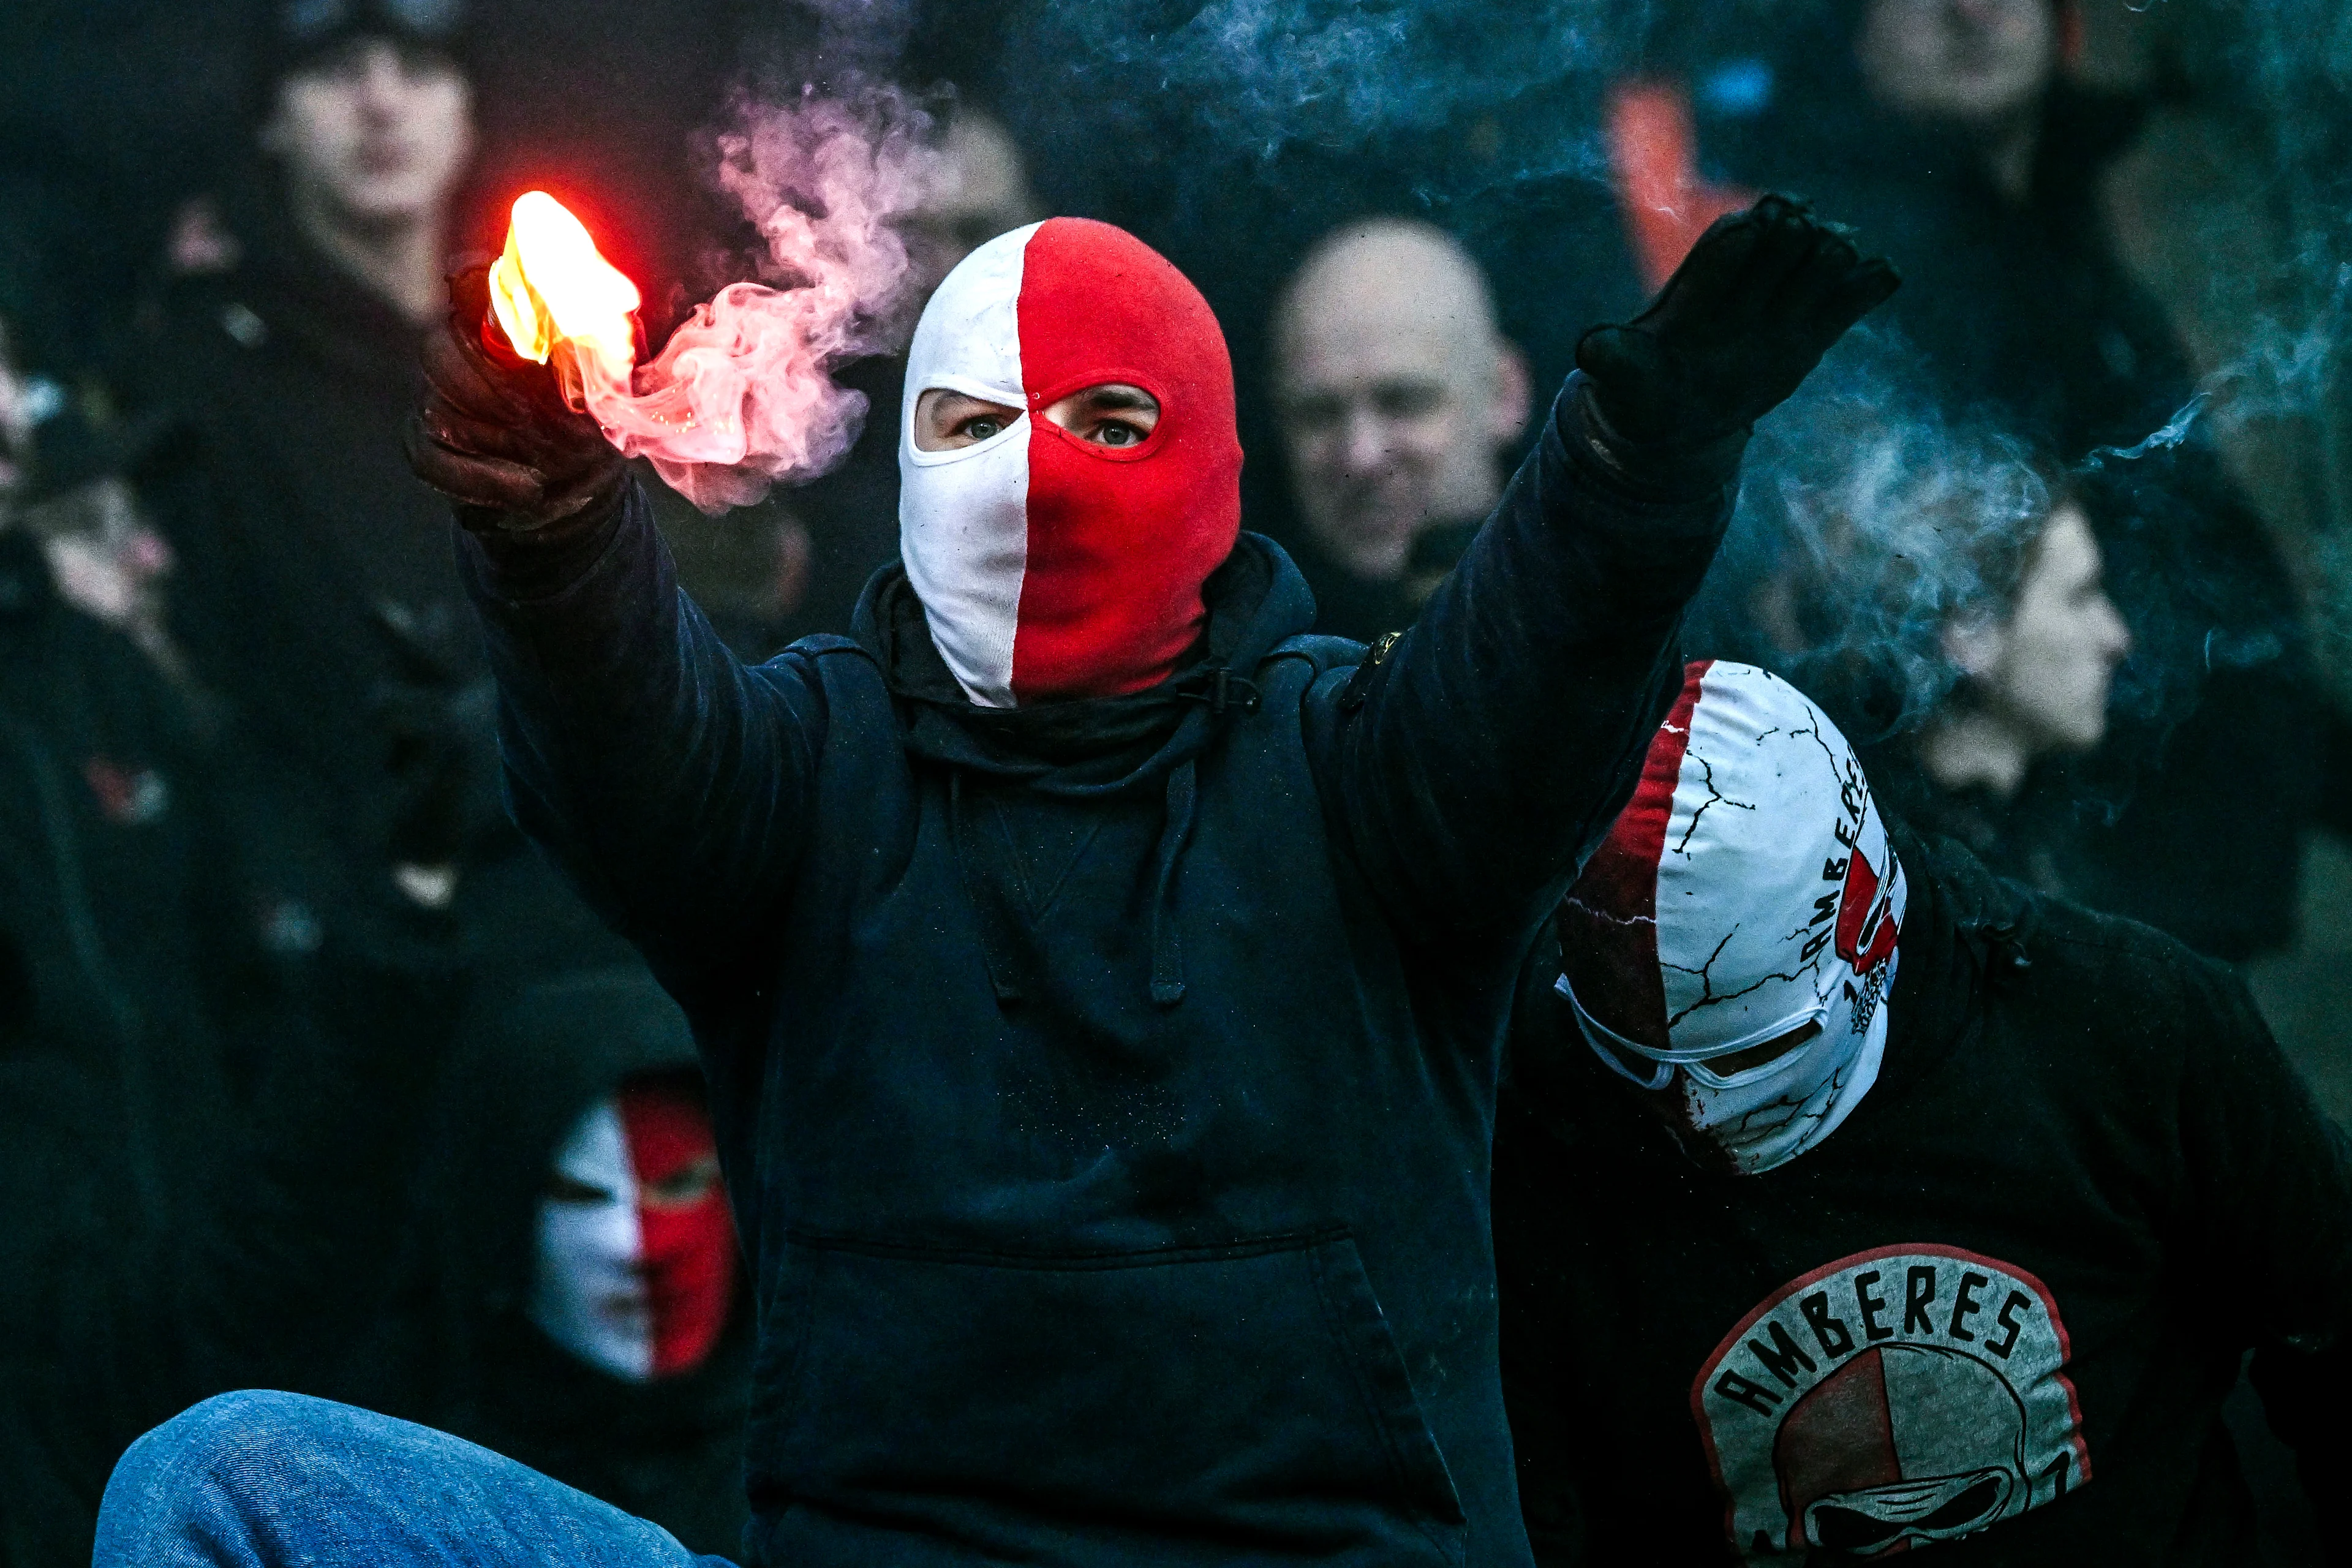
[1556,660,1906,1176]
[899,217,1244,708]
[530,1069,736,1382]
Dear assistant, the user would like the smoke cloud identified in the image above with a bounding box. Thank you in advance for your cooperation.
[1687,329,2057,745]
[589,82,946,513]
[1001,0,1654,214]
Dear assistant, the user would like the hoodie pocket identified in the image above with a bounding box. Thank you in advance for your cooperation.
[747,1227,1465,1565]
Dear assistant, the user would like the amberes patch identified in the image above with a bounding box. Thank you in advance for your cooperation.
[1691,1246,2090,1560]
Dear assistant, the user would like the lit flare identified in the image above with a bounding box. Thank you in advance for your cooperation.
[488,192,640,407]
[473,100,937,516]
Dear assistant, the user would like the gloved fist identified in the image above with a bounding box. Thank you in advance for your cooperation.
[1576,195,1900,456]
[404,263,626,532]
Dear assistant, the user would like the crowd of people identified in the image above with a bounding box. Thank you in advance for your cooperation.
[1,0,2346,1563]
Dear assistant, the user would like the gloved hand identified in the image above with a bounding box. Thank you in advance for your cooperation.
[1575,195,1899,461]
[405,263,627,533]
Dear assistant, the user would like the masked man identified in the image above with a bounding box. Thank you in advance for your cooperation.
[1493,660,2352,1566]
[99,202,1893,1568]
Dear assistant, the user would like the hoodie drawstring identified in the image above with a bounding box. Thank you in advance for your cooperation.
[948,771,1027,1006]
[951,760,1204,1011]
[943,663,1258,1012]
[1148,759,1200,1006]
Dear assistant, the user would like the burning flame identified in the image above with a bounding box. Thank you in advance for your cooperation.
[490,192,641,373]
[487,190,748,477]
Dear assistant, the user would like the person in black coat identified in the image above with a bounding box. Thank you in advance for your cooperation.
[0,287,469,1565]
[1706,412,2136,908]
[103,199,1893,1565]
[358,967,753,1557]
[1670,0,2315,960]
[0,764,460,1568]
[1265,218,1534,644]
[1493,660,2352,1564]
[126,1,486,866]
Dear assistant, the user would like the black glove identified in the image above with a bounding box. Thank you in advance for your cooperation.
[404,263,627,533]
[1576,195,1900,462]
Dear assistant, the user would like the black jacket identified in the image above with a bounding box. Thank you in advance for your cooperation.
[129,224,469,816]
[1494,830,2352,1565]
[1699,43,2184,460]
[0,864,459,1568]
[460,377,1729,1568]
[0,526,469,1567]
[366,966,753,1558]
[126,209,637,978]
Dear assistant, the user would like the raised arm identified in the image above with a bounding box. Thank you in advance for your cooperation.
[408,267,825,981]
[1313,198,1898,948]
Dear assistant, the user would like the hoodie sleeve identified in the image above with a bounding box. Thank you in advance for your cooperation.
[456,480,831,981]
[1305,374,1731,951]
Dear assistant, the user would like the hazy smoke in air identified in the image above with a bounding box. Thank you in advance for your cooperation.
[595,82,944,513]
[1001,0,1654,216]
[797,0,918,67]
[1685,330,2059,745]
[2082,392,2211,470]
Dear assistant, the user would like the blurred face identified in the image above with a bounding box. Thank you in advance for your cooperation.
[0,321,32,490]
[1275,234,1529,580]
[899,112,1045,297]
[1856,0,2057,130]
[1962,503,2132,753]
[533,1077,735,1383]
[262,37,472,233]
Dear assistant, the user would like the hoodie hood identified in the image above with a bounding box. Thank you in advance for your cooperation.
[854,530,1315,791]
[850,531,1317,1008]
[1869,822,2031,1109]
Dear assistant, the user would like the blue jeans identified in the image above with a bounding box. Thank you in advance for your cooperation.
[96,1390,741,1567]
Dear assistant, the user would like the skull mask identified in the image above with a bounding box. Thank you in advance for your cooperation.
[1557,661,1905,1174]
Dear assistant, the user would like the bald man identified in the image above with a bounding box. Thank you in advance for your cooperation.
[1272,219,1532,641]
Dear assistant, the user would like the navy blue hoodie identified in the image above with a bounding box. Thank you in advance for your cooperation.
[459,380,1730,1568]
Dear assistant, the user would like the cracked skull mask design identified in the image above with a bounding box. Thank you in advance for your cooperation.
[1557,661,1905,1175]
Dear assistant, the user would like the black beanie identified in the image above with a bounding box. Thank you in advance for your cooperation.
[251,0,472,122]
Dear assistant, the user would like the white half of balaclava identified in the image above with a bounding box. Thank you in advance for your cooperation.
[532,1099,649,1381]
[1556,660,1907,1175]
[899,222,1036,707]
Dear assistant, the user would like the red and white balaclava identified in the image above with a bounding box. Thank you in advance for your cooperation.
[530,1074,737,1382]
[899,218,1243,707]
[1558,661,1905,1175]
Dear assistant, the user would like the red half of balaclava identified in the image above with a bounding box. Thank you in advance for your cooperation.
[899,218,1244,706]
[616,1075,737,1378]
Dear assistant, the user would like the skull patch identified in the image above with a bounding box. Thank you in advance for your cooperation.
[1693,1246,2091,1560]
